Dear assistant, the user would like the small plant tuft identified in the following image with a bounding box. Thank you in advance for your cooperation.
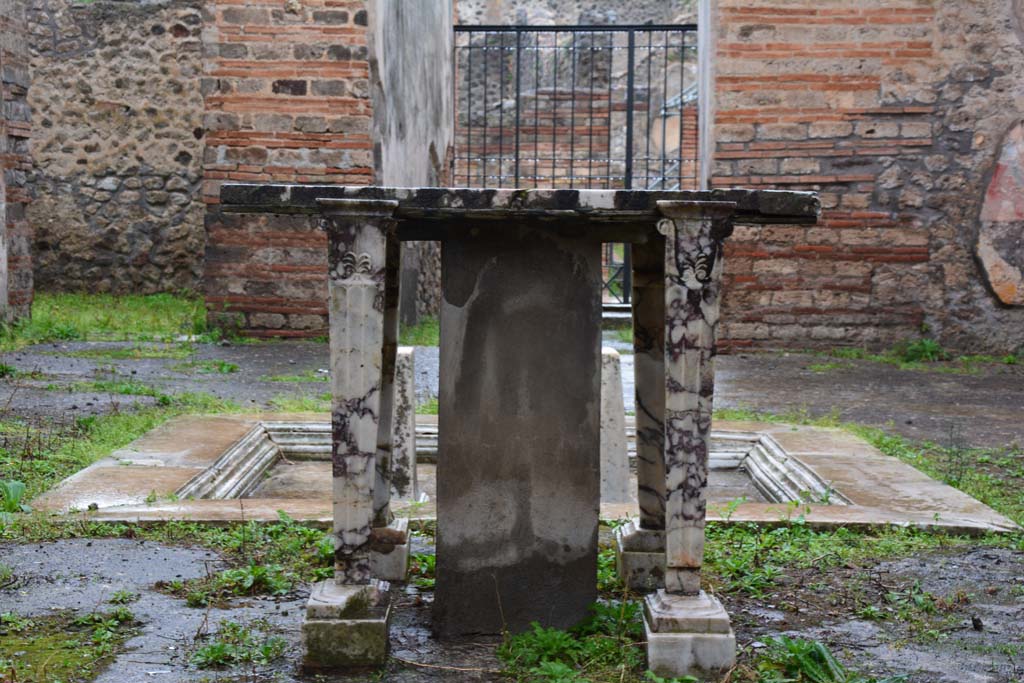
[756,635,907,683]
[0,480,30,521]
[191,619,287,668]
[409,553,436,589]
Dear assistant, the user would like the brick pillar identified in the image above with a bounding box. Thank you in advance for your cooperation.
[202,0,374,336]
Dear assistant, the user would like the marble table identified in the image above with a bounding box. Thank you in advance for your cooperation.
[220,185,819,676]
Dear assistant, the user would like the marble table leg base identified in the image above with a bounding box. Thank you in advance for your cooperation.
[302,579,391,670]
[643,589,736,677]
[613,519,666,591]
[368,517,410,581]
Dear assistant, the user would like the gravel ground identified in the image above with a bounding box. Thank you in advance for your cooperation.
[2,338,1021,448]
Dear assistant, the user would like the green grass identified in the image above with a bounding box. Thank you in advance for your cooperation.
[0,393,239,501]
[703,522,952,599]
[4,511,336,588]
[416,397,439,415]
[259,383,431,414]
[164,562,297,608]
[172,359,240,374]
[62,344,194,360]
[409,552,436,589]
[1,292,208,350]
[752,636,907,683]
[399,316,439,346]
[807,360,855,373]
[269,392,331,412]
[498,602,646,682]
[0,364,45,380]
[613,327,634,345]
[46,379,172,402]
[0,608,138,681]
[191,619,287,669]
[813,339,1020,374]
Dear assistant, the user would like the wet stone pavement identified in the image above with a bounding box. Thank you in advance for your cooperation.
[0,537,506,683]
[1,339,1023,682]
[3,539,1022,682]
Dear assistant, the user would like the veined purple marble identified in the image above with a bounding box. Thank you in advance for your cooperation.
[631,235,668,530]
[657,200,735,596]
[373,235,401,528]
[322,198,399,585]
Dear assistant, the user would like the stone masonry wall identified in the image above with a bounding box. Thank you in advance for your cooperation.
[1,0,32,319]
[27,0,205,293]
[456,0,694,26]
[713,0,1024,354]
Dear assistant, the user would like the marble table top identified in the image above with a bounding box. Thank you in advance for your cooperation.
[219,185,820,242]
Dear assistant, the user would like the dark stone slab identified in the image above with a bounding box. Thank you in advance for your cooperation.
[219,185,820,228]
[434,227,602,637]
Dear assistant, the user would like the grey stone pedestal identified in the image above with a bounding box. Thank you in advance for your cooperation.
[644,590,736,676]
[301,580,391,670]
[613,519,666,591]
[369,517,410,581]
[601,348,631,504]
[435,228,602,637]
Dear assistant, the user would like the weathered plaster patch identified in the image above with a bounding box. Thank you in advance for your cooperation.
[978,122,1024,305]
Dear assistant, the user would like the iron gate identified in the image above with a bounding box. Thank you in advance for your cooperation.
[454,24,699,303]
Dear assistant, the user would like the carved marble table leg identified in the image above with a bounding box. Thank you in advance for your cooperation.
[368,233,410,582]
[643,201,737,677]
[614,233,668,591]
[301,199,398,670]
[391,346,418,503]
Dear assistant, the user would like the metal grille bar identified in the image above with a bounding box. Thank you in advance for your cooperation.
[454,23,699,302]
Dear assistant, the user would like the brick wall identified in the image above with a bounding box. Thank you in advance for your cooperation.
[1,0,32,319]
[713,0,1024,353]
[201,0,374,336]
[202,0,453,336]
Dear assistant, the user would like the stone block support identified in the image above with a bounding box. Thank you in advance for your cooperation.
[302,580,391,670]
[600,347,630,504]
[435,227,602,637]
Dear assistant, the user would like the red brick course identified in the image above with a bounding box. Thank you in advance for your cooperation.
[713,0,944,350]
[202,0,371,336]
